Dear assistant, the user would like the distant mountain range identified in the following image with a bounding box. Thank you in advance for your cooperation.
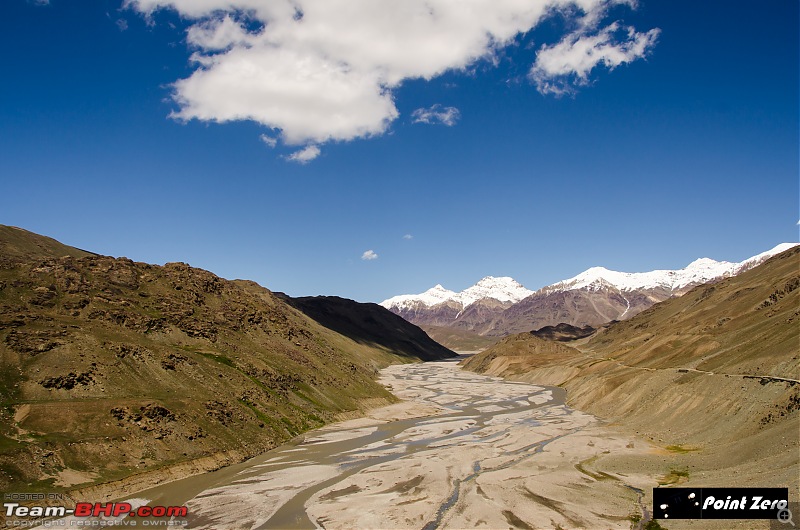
[380,276,532,332]
[461,242,800,497]
[381,243,798,337]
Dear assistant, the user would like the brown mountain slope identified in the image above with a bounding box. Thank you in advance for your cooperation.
[419,325,501,352]
[277,295,455,361]
[463,246,800,497]
[529,323,596,342]
[0,225,96,264]
[0,230,449,500]
[461,333,582,375]
[386,246,796,340]
[388,300,463,328]
[586,246,799,376]
[448,298,516,333]
[484,287,664,336]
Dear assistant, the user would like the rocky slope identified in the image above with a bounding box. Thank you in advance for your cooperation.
[278,295,455,361]
[418,325,501,353]
[0,226,453,499]
[529,323,596,342]
[463,245,800,499]
[383,243,798,341]
[487,242,798,336]
[0,225,96,263]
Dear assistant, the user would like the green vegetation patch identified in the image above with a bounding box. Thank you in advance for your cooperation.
[0,432,25,453]
[574,455,618,481]
[658,468,690,485]
[195,351,236,368]
[664,444,699,453]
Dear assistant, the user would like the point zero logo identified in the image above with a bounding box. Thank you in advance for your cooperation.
[654,488,790,520]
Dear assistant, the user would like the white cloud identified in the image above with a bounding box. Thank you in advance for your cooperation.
[412,104,460,126]
[361,250,378,261]
[403,234,413,240]
[285,145,321,163]
[259,133,277,148]
[127,0,659,154]
[116,19,129,31]
[186,14,255,51]
[531,22,660,96]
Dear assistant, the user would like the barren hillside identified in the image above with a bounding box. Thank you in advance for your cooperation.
[463,246,800,500]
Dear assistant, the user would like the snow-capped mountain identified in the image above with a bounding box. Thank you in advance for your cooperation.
[734,243,798,273]
[382,243,798,337]
[381,276,532,312]
[382,284,458,310]
[540,243,797,295]
[380,276,533,330]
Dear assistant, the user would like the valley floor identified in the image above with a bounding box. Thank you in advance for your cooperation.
[125,358,666,529]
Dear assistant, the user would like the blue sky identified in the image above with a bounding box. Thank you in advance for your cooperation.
[1,0,797,302]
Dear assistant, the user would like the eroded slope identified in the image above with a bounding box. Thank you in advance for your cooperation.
[463,246,800,500]
[0,252,447,499]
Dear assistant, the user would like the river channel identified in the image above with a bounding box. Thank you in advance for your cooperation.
[129,357,652,529]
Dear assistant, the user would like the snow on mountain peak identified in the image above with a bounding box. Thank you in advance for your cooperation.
[545,266,651,293]
[380,243,798,310]
[686,257,723,268]
[543,243,798,295]
[380,276,532,311]
[459,276,533,306]
[765,242,799,254]
[379,284,456,310]
[735,242,799,272]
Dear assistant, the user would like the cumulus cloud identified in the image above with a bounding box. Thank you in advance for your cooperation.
[412,105,460,126]
[285,145,321,164]
[531,22,660,96]
[259,133,277,148]
[403,234,413,240]
[127,0,659,156]
[361,250,378,261]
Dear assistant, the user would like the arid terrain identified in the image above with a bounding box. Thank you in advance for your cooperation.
[382,246,796,346]
[1,225,796,530]
[123,359,663,530]
[0,225,453,506]
[463,246,800,527]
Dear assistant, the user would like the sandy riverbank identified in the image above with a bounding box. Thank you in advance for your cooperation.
[175,360,664,529]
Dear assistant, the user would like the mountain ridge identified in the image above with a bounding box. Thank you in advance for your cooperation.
[0,225,453,501]
[0,225,97,264]
[381,243,798,340]
[461,245,800,498]
[381,276,532,312]
[541,242,797,294]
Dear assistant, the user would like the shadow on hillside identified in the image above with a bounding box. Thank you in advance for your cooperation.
[277,294,457,362]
